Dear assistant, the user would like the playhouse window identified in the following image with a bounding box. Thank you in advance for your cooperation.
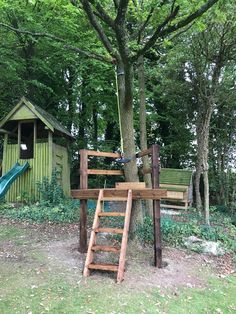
[20,122,34,159]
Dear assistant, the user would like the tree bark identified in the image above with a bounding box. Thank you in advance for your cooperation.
[116,59,143,232]
[195,103,212,224]
[195,163,202,210]
[203,169,210,224]
[66,66,76,133]
[92,106,98,149]
[137,55,153,216]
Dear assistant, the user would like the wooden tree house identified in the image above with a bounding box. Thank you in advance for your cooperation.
[0,97,74,202]
[71,145,168,282]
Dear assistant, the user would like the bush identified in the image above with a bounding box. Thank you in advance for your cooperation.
[137,213,236,252]
[37,168,64,206]
[0,199,80,223]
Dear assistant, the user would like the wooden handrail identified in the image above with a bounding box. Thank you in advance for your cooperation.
[87,169,124,175]
[83,150,121,158]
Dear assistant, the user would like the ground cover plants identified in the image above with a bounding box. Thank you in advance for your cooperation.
[138,210,236,253]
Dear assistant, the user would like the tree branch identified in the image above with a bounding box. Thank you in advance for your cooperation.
[168,21,195,42]
[88,0,115,28]
[115,0,129,25]
[113,0,119,10]
[133,5,180,60]
[0,22,113,64]
[133,0,219,60]
[137,6,155,44]
[162,0,219,38]
[79,0,116,58]
[171,0,176,13]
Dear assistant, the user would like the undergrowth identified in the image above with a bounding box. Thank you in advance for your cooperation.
[0,170,96,223]
[137,212,236,252]
[0,201,80,223]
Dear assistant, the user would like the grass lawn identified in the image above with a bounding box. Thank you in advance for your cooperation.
[0,221,235,314]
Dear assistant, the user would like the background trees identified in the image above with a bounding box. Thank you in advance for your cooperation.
[0,0,236,221]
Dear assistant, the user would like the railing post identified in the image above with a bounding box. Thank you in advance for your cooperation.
[79,149,88,253]
[151,144,162,268]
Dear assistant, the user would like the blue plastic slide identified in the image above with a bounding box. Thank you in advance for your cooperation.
[0,162,30,199]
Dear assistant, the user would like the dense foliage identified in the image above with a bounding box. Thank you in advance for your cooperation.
[0,0,235,214]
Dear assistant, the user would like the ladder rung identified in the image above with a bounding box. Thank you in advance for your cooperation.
[94,227,124,234]
[98,212,125,217]
[102,197,127,201]
[92,245,120,253]
[88,263,119,272]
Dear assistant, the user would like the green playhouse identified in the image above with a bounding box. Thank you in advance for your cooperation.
[0,97,73,202]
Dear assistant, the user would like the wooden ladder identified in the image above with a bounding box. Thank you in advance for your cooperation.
[83,189,132,283]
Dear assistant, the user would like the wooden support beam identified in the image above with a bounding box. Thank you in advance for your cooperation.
[151,144,162,268]
[2,133,8,174]
[71,188,167,200]
[79,149,88,253]
[87,169,124,175]
[85,150,121,158]
[17,122,21,159]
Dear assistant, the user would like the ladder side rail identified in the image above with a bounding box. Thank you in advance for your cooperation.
[83,189,103,277]
[117,189,132,283]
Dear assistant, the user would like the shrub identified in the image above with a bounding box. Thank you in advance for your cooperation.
[137,213,236,252]
[37,168,64,206]
[0,199,80,223]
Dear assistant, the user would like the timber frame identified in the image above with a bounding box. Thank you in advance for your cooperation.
[71,144,166,268]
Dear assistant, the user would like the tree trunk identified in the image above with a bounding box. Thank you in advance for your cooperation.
[195,163,202,210]
[137,55,153,216]
[92,106,98,149]
[195,104,212,224]
[78,77,88,149]
[203,169,210,225]
[116,59,143,232]
[66,66,76,133]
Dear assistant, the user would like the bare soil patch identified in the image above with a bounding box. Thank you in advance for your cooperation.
[0,218,235,291]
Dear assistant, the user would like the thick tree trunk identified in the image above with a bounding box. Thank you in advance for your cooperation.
[195,104,212,224]
[137,55,153,216]
[195,163,202,210]
[92,106,98,149]
[78,77,88,149]
[203,169,210,225]
[116,59,143,232]
[66,67,76,133]
[116,60,138,181]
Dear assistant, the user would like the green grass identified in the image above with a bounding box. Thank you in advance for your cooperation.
[0,223,236,314]
[156,276,236,314]
[0,225,26,241]
[0,260,235,314]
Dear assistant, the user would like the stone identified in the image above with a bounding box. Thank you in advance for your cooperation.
[201,241,225,256]
[184,236,225,256]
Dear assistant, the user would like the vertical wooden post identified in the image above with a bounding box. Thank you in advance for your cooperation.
[33,120,37,157]
[79,149,88,253]
[2,133,8,174]
[18,122,21,159]
[151,144,162,268]
[48,130,53,178]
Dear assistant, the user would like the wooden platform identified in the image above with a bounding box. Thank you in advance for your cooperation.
[71,188,167,200]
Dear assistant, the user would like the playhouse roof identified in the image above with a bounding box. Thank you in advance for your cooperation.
[0,97,74,140]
